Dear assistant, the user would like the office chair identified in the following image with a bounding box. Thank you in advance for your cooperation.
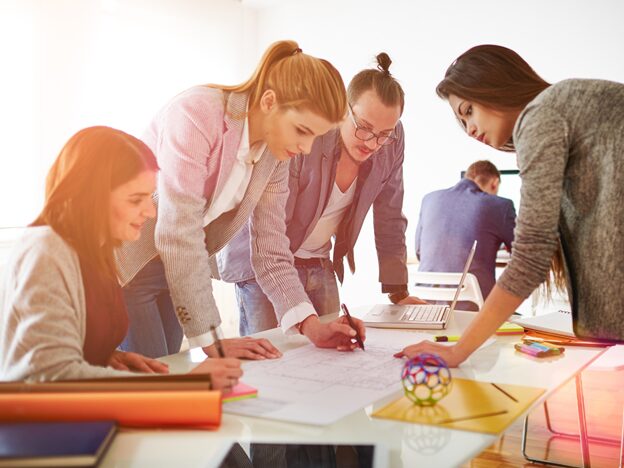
[410,270,484,309]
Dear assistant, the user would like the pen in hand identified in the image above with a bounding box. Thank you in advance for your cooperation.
[340,303,365,351]
[210,326,225,358]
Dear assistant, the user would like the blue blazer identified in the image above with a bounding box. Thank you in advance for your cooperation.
[414,178,516,299]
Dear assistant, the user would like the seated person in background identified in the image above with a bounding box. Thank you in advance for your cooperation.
[218,53,424,337]
[0,126,241,389]
[414,160,516,310]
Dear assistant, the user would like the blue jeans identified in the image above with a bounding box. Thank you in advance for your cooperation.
[236,259,340,336]
[120,257,183,358]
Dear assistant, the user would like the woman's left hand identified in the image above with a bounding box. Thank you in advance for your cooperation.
[107,350,169,374]
[394,341,466,368]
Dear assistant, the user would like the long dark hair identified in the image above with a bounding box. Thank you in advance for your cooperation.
[438,45,565,294]
[436,44,550,151]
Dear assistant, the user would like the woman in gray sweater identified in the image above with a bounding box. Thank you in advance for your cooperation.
[397,44,624,365]
[0,126,241,388]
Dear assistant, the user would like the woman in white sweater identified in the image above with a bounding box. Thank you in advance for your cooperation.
[0,126,241,389]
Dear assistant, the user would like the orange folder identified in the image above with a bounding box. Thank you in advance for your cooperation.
[0,390,222,428]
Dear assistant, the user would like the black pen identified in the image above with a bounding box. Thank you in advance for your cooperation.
[210,325,225,358]
[340,303,365,351]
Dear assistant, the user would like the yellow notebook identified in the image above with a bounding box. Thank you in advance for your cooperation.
[372,379,544,434]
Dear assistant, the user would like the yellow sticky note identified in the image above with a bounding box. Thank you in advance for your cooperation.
[496,321,525,335]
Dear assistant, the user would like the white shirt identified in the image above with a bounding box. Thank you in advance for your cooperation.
[189,117,266,349]
[203,118,265,226]
[280,179,357,334]
[295,179,357,258]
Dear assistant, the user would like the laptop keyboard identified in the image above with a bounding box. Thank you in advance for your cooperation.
[399,304,448,322]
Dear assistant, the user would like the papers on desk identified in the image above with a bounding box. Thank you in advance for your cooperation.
[372,379,545,434]
[224,329,497,426]
[225,328,424,425]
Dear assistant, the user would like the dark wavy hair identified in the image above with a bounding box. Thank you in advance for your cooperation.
[436,44,550,151]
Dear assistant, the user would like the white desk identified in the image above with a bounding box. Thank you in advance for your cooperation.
[100,311,605,467]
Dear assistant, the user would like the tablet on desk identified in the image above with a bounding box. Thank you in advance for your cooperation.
[214,442,388,468]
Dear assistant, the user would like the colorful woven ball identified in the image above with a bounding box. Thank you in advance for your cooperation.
[401,353,452,406]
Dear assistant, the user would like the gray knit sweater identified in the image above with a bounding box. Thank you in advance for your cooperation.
[0,227,135,381]
[498,79,624,341]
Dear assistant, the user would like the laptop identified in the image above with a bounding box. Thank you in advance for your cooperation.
[363,240,477,329]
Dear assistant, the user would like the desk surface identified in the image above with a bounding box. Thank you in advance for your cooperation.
[100,311,604,468]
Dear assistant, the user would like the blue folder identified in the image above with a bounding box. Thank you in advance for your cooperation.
[0,420,117,467]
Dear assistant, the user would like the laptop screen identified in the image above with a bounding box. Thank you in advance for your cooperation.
[448,240,478,312]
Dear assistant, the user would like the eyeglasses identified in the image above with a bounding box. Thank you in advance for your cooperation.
[348,104,397,146]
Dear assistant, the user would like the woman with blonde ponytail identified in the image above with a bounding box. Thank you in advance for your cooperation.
[116,40,360,359]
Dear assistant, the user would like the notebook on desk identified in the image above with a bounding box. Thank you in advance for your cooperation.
[511,310,574,338]
[363,240,477,329]
[513,310,623,347]
[0,420,117,467]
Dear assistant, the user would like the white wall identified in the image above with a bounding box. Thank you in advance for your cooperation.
[0,0,256,227]
[251,0,624,308]
[0,0,258,336]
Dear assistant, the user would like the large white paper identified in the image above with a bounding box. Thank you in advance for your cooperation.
[224,329,434,425]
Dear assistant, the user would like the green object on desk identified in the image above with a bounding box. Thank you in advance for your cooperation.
[434,335,460,342]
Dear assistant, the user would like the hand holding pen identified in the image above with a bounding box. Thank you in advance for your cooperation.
[210,326,226,358]
[341,304,366,351]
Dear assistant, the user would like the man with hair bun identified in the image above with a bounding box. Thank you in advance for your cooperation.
[220,53,425,336]
[414,159,516,307]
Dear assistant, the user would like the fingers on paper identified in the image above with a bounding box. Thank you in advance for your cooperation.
[254,338,282,358]
[110,359,130,371]
[212,364,243,390]
[123,353,156,373]
[394,341,442,359]
[144,357,169,374]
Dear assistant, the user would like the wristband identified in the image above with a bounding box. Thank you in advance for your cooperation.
[388,290,409,304]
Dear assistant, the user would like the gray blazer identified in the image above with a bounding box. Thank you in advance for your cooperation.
[1,227,136,381]
[219,124,409,291]
[116,88,312,339]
